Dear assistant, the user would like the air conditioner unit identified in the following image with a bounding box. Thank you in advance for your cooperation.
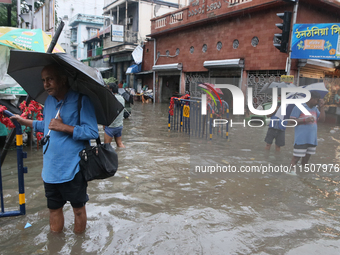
[105,18,111,27]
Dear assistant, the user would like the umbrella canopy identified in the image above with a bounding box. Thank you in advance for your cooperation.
[275,82,329,120]
[118,88,133,104]
[259,81,296,94]
[7,50,124,126]
[0,27,64,53]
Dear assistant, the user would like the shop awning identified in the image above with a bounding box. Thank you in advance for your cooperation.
[136,71,153,75]
[298,59,335,79]
[203,59,244,68]
[152,63,182,71]
[126,64,141,74]
[95,67,112,72]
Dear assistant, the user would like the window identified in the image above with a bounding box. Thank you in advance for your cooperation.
[71,49,77,58]
[251,36,259,47]
[70,28,77,42]
[233,39,239,49]
[202,44,207,53]
[88,28,98,38]
[217,41,222,51]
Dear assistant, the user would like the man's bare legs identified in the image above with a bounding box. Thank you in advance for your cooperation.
[290,156,300,167]
[114,136,125,148]
[104,132,125,148]
[49,206,87,233]
[301,154,311,166]
[73,206,87,234]
[290,154,311,168]
[49,207,64,233]
[265,143,281,152]
[104,132,113,144]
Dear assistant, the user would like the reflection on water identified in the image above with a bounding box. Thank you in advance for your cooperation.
[1,103,340,254]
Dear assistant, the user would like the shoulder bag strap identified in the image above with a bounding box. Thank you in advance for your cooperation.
[78,93,101,145]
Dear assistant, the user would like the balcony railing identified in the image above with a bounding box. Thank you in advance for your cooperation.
[155,17,166,29]
[152,0,254,32]
[229,0,252,5]
[96,47,103,55]
[170,12,183,24]
[69,13,104,26]
[87,47,103,58]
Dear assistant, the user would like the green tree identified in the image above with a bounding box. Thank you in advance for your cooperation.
[0,0,46,27]
[0,0,18,27]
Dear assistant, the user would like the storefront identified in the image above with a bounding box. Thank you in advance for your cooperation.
[152,63,182,103]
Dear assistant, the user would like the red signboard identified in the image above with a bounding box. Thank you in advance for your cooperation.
[0,0,12,4]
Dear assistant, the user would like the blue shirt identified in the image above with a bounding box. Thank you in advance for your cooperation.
[33,89,98,184]
[269,116,286,131]
[290,103,320,146]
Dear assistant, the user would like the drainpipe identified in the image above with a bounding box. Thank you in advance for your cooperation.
[145,38,156,104]
[125,0,128,41]
[153,38,156,104]
[286,0,299,76]
[117,6,119,25]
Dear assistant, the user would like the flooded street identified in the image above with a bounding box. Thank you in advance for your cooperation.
[1,102,340,254]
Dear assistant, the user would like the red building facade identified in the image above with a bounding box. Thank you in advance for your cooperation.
[141,0,340,116]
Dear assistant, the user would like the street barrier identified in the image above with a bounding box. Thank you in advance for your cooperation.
[168,97,229,140]
[0,110,27,217]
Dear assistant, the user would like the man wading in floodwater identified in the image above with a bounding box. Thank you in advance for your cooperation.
[289,91,325,168]
[10,64,98,233]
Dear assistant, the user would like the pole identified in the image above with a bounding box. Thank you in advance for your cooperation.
[7,5,11,26]
[17,0,21,27]
[153,38,156,104]
[286,0,299,75]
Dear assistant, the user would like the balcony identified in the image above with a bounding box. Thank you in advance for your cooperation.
[151,0,258,34]
[87,47,103,58]
[69,13,104,26]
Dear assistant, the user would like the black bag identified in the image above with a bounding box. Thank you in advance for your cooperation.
[79,137,118,181]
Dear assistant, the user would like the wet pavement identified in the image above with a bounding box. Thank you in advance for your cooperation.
[1,102,340,254]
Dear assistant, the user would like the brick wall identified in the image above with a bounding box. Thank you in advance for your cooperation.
[144,1,340,73]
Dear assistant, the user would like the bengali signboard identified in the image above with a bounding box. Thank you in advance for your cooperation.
[291,23,340,60]
[111,24,124,42]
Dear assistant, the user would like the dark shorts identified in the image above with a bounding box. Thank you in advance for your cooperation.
[293,144,316,157]
[264,128,285,147]
[105,126,123,138]
[44,171,89,210]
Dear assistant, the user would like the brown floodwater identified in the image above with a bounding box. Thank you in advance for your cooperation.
[1,102,340,254]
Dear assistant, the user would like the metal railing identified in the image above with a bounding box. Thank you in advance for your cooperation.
[0,110,27,217]
[168,97,229,140]
[87,47,103,58]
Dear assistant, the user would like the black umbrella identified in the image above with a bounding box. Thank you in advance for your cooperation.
[7,50,123,126]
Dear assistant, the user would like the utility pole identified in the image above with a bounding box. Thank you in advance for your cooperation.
[17,0,21,27]
[286,0,299,75]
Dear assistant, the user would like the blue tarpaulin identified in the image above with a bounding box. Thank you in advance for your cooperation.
[126,64,141,74]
